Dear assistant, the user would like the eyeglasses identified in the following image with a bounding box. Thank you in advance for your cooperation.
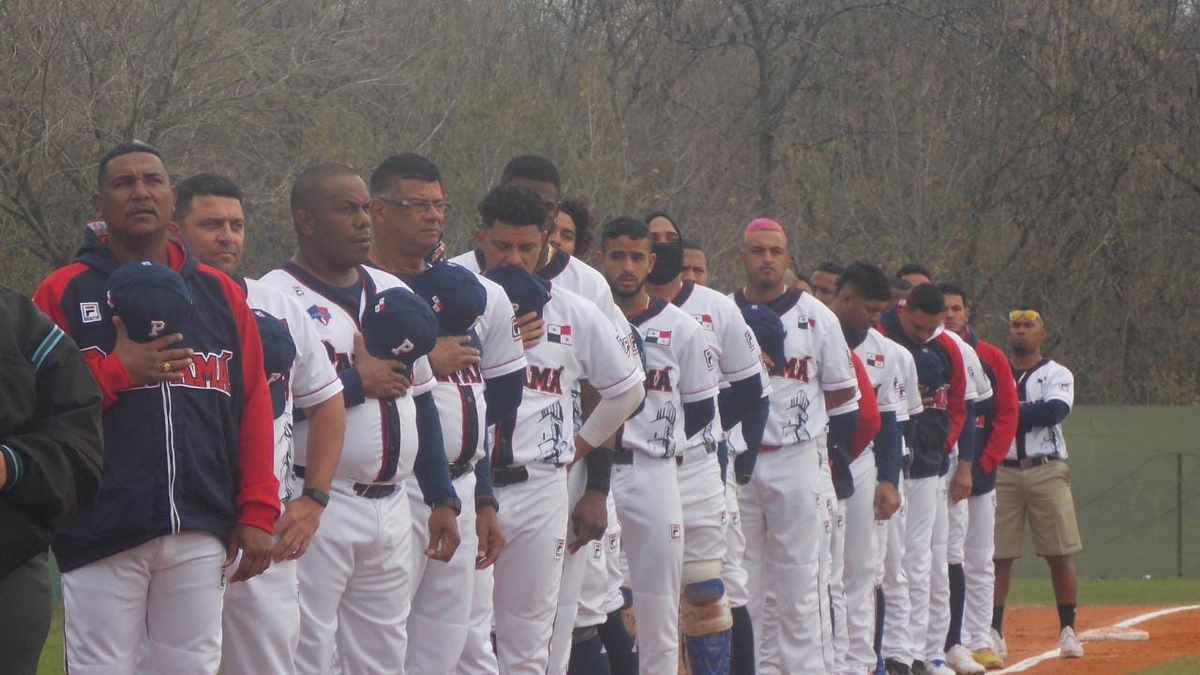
[1009,309,1041,322]
[376,196,451,215]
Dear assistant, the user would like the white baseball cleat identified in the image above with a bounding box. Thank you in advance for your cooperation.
[945,644,986,674]
[990,628,1007,661]
[1059,626,1084,658]
[926,659,957,675]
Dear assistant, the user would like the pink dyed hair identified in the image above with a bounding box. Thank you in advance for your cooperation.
[743,218,784,237]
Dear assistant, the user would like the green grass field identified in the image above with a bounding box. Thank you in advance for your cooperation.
[35,577,1200,675]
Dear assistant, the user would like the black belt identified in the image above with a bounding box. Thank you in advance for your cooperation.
[294,465,398,499]
[491,465,529,487]
[1002,456,1061,469]
[449,461,473,480]
[613,449,634,465]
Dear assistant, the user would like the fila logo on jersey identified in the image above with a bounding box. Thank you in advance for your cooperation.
[691,314,714,331]
[669,524,682,541]
[547,324,572,345]
[703,347,715,369]
[308,304,332,326]
[554,539,566,560]
[798,315,816,329]
[80,301,102,323]
[866,352,885,367]
[645,367,674,392]
[744,329,756,351]
[607,532,619,554]
[525,365,565,394]
[645,328,671,345]
[510,316,521,340]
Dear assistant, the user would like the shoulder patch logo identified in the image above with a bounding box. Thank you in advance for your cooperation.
[867,352,885,367]
[307,304,332,326]
[547,324,573,345]
[798,315,816,330]
[692,313,715,331]
[645,328,672,345]
[80,301,102,324]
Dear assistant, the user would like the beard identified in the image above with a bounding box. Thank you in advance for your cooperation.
[611,278,645,299]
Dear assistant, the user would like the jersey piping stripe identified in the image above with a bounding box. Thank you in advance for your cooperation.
[627,297,669,326]
[1013,357,1051,460]
[31,325,66,373]
[670,280,696,307]
[455,385,480,464]
[375,399,404,483]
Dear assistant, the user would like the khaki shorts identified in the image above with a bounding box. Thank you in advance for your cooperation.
[994,459,1083,559]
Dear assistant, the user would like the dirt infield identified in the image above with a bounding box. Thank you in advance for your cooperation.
[1002,604,1200,674]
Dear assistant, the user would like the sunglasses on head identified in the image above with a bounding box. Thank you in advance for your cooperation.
[1009,309,1041,322]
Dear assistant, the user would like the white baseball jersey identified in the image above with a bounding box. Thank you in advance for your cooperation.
[426,273,527,464]
[243,277,343,499]
[854,327,905,417]
[1008,359,1074,460]
[623,299,720,459]
[261,263,435,484]
[671,282,767,449]
[495,285,642,468]
[731,288,857,447]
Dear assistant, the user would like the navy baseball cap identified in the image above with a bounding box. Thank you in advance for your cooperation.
[484,266,551,319]
[741,304,787,370]
[251,308,296,418]
[105,260,194,344]
[410,261,488,336]
[361,287,438,365]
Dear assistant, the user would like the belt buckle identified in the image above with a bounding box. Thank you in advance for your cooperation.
[1019,458,1035,469]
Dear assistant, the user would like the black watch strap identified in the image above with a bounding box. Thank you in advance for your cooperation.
[431,495,463,516]
[476,494,500,514]
[301,487,329,508]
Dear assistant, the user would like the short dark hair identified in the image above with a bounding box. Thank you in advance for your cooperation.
[896,263,933,281]
[816,261,844,276]
[600,216,651,248]
[501,155,560,189]
[938,282,969,306]
[559,198,594,255]
[478,184,548,230]
[175,174,243,220]
[890,277,913,292]
[906,282,945,315]
[290,162,360,213]
[643,210,681,237]
[369,153,441,196]
[836,261,890,302]
[681,238,703,252]
[98,141,164,185]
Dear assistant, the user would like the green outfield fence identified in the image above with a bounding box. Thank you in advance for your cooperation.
[45,405,1200,603]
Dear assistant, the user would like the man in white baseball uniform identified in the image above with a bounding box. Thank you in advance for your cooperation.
[261,163,462,675]
[365,154,526,674]
[597,216,721,673]
[645,212,770,673]
[173,174,348,675]
[730,218,860,675]
[827,262,905,675]
[940,284,1018,672]
[475,186,645,674]
[876,284,969,675]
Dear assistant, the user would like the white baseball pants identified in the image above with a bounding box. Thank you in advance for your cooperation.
[549,462,595,675]
[456,567,499,675]
[723,476,750,609]
[221,557,299,675]
[612,452,685,674]
[899,474,939,666]
[63,531,226,675]
[295,480,413,675]
[923,467,954,664]
[492,463,569,675]
[406,471,479,675]
[880,477,912,665]
[963,491,997,651]
[841,451,880,674]
[739,439,825,675]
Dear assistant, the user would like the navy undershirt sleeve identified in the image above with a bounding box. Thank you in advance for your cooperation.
[683,398,716,439]
[413,391,455,505]
[337,368,366,408]
[473,450,494,498]
[957,400,977,463]
[874,411,902,486]
[1018,400,1070,430]
[827,409,859,500]
[483,370,523,426]
[718,375,764,430]
[733,395,769,484]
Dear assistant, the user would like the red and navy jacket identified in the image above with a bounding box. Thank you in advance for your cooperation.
[878,306,966,479]
[849,351,881,460]
[32,223,278,572]
[963,328,1018,474]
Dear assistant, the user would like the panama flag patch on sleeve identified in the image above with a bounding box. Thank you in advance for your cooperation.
[645,328,672,345]
[692,314,715,331]
[547,324,573,345]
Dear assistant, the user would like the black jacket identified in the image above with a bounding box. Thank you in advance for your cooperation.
[0,285,103,576]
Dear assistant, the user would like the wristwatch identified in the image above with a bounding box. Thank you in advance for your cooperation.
[301,487,329,509]
[431,495,463,516]
[475,494,500,513]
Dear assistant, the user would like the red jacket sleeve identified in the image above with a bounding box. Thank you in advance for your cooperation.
[938,332,967,454]
[977,341,1018,472]
[214,269,280,533]
[33,265,132,409]
[849,353,881,459]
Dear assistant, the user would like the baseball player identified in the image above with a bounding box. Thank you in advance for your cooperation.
[826,262,906,675]
[475,186,644,674]
[365,153,527,674]
[260,163,461,675]
[992,308,1082,661]
[875,284,968,675]
[33,141,279,674]
[645,212,769,673]
[679,238,709,286]
[940,284,1018,671]
[597,216,721,673]
[173,173,348,675]
[731,218,860,675]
